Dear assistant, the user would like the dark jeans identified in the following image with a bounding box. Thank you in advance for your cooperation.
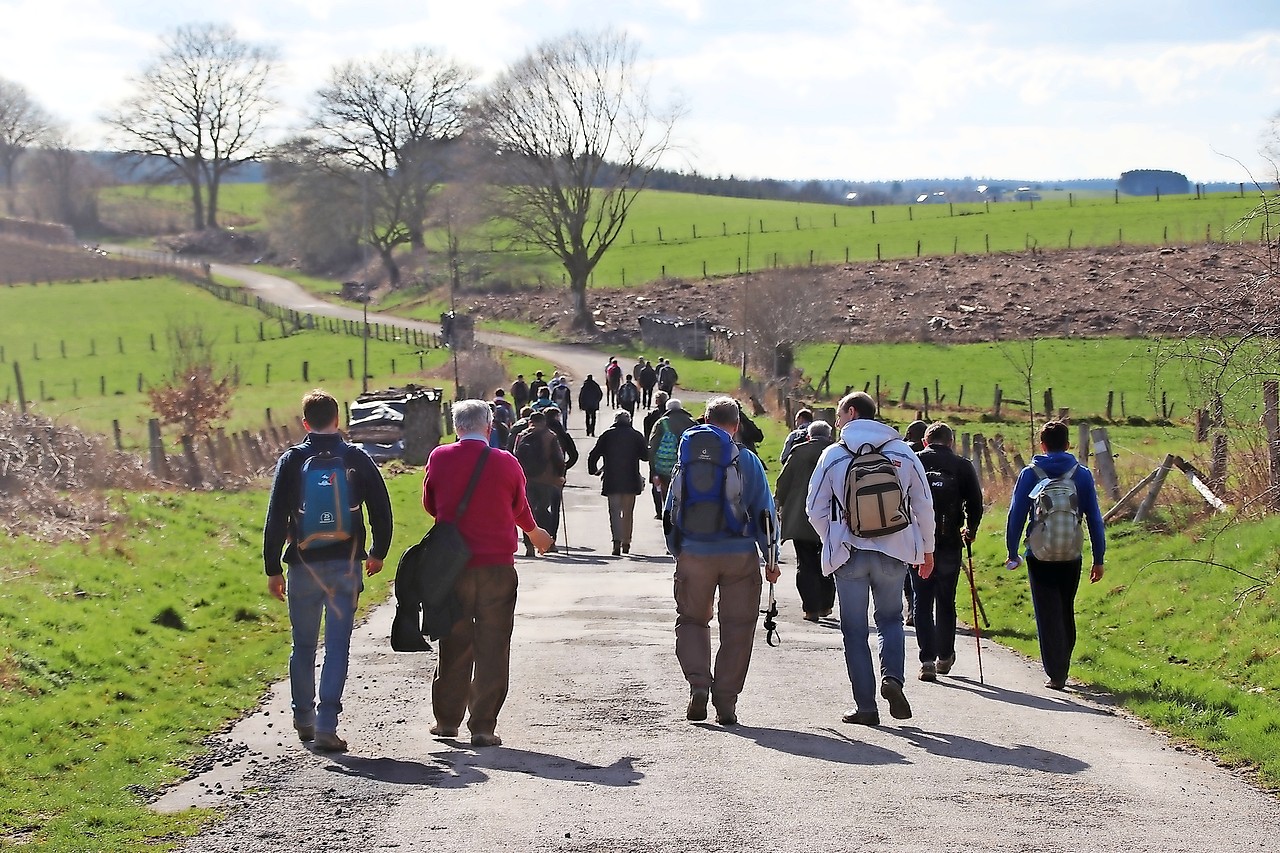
[641,385,654,408]
[792,539,835,615]
[584,408,598,436]
[525,481,563,543]
[1026,553,1083,683]
[910,548,962,662]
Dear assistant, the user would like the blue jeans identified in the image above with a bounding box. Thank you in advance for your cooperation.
[834,549,908,713]
[287,558,363,734]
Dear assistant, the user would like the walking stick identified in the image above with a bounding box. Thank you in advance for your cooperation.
[760,510,780,647]
[965,541,985,685]
[559,483,570,557]
[963,541,990,628]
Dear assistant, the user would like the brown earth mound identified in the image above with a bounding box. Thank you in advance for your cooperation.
[446,244,1267,344]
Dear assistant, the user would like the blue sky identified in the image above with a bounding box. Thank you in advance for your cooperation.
[3,0,1278,182]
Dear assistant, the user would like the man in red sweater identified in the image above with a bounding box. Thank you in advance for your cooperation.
[423,399,553,747]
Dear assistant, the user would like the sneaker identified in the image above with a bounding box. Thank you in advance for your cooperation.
[919,662,937,682]
[314,731,348,753]
[686,687,710,722]
[880,677,913,720]
[429,723,459,738]
[841,710,881,726]
[471,733,503,747]
[936,653,956,675]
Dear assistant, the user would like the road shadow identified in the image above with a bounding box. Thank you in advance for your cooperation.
[876,725,1091,774]
[936,675,1113,716]
[714,723,906,766]
[328,746,643,788]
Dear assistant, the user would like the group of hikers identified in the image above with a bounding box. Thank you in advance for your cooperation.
[263,378,1105,750]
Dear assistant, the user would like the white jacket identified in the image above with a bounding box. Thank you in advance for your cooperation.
[805,419,935,575]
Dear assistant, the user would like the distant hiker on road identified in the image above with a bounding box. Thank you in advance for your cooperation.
[550,376,573,426]
[545,407,580,472]
[513,411,567,556]
[912,422,983,681]
[806,391,935,726]
[1005,420,1106,691]
[510,374,530,411]
[588,411,649,556]
[657,359,679,396]
[643,391,671,518]
[617,374,640,418]
[648,397,695,524]
[638,359,658,409]
[530,385,557,413]
[423,399,553,748]
[774,419,835,622]
[528,371,548,400]
[263,389,393,753]
[604,358,622,408]
[665,396,780,727]
[578,374,604,437]
[779,408,814,465]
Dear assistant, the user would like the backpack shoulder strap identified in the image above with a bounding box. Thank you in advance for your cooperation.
[455,447,491,522]
[1031,464,1048,480]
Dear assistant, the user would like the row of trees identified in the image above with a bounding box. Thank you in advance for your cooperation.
[79,23,674,328]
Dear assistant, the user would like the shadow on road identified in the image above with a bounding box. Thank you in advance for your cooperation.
[938,675,1113,716]
[876,725,1091,774]
[327,747,644,788]
[715,724,907,766]
[325,755,489,789]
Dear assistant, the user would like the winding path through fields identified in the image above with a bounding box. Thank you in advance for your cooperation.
[143,257,1279,853]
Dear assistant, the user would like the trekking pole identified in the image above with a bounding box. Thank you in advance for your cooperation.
[965,541,985,685]
[760,510,780,647]
[559,484,570,558]
[963,542,990,628]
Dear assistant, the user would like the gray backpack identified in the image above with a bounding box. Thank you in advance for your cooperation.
[1025,465,1084,561]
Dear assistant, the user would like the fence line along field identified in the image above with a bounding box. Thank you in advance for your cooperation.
[0,275,454,446]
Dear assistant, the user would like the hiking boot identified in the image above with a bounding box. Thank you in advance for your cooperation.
[471,733,503,747]
[686,687,710,722]
[429,724,459,738]
[621,543,630,554]
[936,653,956,675]
[904,612,915,627]
[314,732,348,753]
[880,677,913,720]
[919,661,937,682]
[715,709,738,726]
[612,541,621,557]
[842,710,881,726]
[803,612,820,622]
[294,721,315,743]
[1045,678,1067,691]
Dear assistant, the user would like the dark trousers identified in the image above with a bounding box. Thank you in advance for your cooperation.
[910,548,962,662]
[432,564,518,737]
[641,385,654,408]
[792,539,835,615]
[1026,553,1083,683]
[584,408,598,436]
[525,481,562,543]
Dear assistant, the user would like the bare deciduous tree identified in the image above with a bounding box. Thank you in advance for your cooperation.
[105,23,276,231]
[0,77,53,214]
[22,132,105,230]
[308,47,473,288]
[473,29,678,328]
[737,270,828,378]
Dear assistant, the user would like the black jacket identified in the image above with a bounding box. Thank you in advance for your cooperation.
[918,444,984,551]
[578,378,604,410]
[547,420,579,469]
[587,422,648,495]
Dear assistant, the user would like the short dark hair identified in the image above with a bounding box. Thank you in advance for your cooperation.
[302,389,339,430]
[924,422,953,446]
[1040,420,1069,452]
[837,391,877,421]
[528,411,546,426]
[796,408,814,426]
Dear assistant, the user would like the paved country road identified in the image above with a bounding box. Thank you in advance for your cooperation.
[145,260,1278,852]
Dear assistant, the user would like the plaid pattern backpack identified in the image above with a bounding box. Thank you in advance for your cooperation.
[1025,464,1084,561]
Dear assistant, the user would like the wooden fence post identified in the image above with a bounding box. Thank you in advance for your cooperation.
[112,420,123,451]
[993,384,1002,419]
[148,419,169,479]
[13,362,25,414]
[972,434,985,484]
[1134,454,1176,523]
[1076,422,1090,463]
[1264,380,1280,511]
[1088,427,1122,501]
[180,435,203,488]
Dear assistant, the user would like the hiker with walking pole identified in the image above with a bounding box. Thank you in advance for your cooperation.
[911,422,984,681]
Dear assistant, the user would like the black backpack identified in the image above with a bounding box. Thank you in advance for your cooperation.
[515,430,549,477]
[925,461,963,544]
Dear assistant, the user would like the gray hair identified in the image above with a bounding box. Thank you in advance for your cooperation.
[452,399,493,435]
[703,395,740,428]
[807,420,832,439]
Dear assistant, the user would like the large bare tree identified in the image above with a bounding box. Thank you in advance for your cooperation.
[106,23,276,231]
[0,77,53,214]
[308,47,473,288]
[473,29,678,328]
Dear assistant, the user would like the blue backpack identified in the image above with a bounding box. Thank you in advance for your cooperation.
[296,446,358,550]
[669,424,751,541]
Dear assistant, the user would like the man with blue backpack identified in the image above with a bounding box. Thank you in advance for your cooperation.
[664,396,780,727]
[263,389,393,753]
[1005,420,1106,690]
[648,397,696,522]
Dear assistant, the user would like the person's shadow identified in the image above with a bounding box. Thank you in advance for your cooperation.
[713,723,906,766]
[876,724,1090,774]
[939,676,1115,716]
[326,745,643,789]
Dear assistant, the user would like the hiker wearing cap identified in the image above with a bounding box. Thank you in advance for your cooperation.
[528,371,548,401]
[1005,420,1105,691]
[774,419,835,621]
[665,396,780,727]
[588,411,649,556]
[806,392,935,726]
[912,422,984,681]
[648,397,696,523]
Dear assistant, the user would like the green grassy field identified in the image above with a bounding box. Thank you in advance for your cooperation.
[98,183,273,233]
[0,474,428,850]
[0,277,454,446]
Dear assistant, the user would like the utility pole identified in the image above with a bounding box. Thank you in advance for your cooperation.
[361,285,369,394]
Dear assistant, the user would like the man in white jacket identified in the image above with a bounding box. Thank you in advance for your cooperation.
[806,392,935,725]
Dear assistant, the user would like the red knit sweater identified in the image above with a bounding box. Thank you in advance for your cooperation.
[423,438,536,568]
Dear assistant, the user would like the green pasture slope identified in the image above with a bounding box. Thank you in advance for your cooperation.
[0,474,429,850]
[0,276,455,446]
[445,189,1268,288]
[98,183,273,231]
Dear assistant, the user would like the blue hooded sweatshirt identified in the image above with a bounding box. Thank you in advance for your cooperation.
[1005,451,1106,566]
